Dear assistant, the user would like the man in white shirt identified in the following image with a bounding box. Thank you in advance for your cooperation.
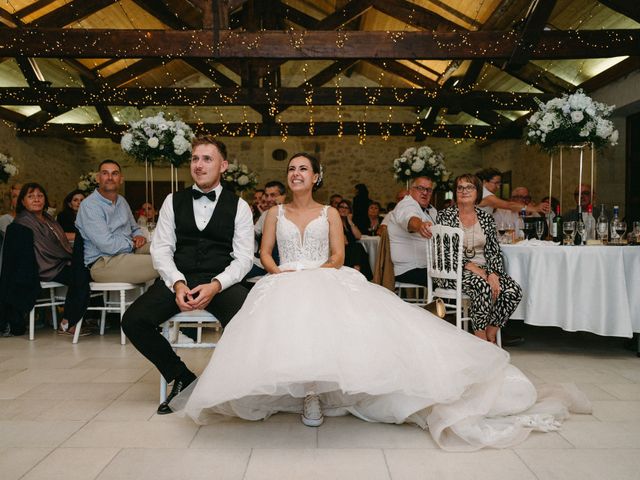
[122,136,254,415]
[383,176,436,286]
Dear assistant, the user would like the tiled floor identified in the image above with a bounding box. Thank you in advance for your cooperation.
[1,321,639,480]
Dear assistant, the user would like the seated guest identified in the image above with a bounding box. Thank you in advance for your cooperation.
[476,168,548,216]
[251,188,265,222]
[437,174,522,343]
[136,202,157,241]
[362,201,384,236]
[382,176,436,287]
[2,183,89,335]
[494,186,544,240]
[329,193,343,209]
[564,184,593,222]
[337,199,372,280]
[76,160,158,284]
[56,189,85,241]
[352,183,370,232]
[0,183,22,236]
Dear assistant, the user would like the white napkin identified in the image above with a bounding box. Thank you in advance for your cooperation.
[516,239,560,246]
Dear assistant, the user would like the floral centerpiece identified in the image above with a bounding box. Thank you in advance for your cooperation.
[120,112,195,167]
[222,162,259,193]
[525,89,618,151]
[77,171,99,195]
[393,145,450,190]
[0,152,18,184]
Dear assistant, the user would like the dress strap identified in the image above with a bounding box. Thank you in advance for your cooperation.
[277,204,284,218]
[322,205,329,218]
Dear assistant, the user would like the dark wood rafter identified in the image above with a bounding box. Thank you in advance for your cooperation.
[16,122,508,139]
[506,0,558,69]
[0,106,26,123]
[31,0,120,28]
[300,60,358,89]
[184,59,238,87]
[131,0,201,29]
[0,7,20,27]
[415,105,441,141]
[102,59,166,87]
[281,4,317,29]
[365,60,440,89]
[315,0,374,30]
[579,56,640,92]
[0,87,553,109]
[14,0,58,19]
[371,0,461,31]
[466,109,513,128]
[496,60,574,94]
[598,0,640,23]
[0,29,636,59]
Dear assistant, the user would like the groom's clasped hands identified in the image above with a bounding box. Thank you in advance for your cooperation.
[174,280,222,311]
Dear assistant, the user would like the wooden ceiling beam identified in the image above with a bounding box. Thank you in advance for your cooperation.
[184,58,238,87]
[0,106,26,123]
[371,0,460,32]
[579,56,640,93]
[300,60,357,88]
[102,59,165,87]
[0,87,553,109]
[415,106,441,141]
[0,29,637,59]
[282,4,318,29]
[506,0,558,69]
[366,59,440,89]
[16,122,509,139]
[15,0,58,19]
[491,60,574,94]
[316,0,374,30]
[31,0,120,27]
[465,109,513,127]
[598,1,640,23]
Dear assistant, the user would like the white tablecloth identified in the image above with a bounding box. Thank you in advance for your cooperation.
[502,245,640,337]
[358,235,380,271]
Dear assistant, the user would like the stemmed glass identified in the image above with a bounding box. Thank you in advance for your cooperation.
[504,222,515,244]
[633,221,640,244]
[535,221,544,240]
[613,220,627,244]
[562,221,576,245]
[497,221,507,244]
[576,220,586,245]
[596,219,608,243]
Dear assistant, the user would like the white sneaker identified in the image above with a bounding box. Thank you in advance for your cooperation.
[301,393,323,427]
[176,332,194,344]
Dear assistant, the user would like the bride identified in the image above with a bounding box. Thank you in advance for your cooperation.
[176,152,588,451]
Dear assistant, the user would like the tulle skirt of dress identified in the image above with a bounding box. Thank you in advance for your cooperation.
[173,266,590,451]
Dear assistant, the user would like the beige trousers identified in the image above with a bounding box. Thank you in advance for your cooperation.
[90,244,158,284]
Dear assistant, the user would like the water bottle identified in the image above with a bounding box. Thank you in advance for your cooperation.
[516,207,526,242]
[610,205,620,243]
[583,204,596,241]
[596,204,608,243]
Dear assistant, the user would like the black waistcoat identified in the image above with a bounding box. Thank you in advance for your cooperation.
[172,188,238,280]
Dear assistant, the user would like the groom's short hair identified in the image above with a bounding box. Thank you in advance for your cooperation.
[192,135,228,161]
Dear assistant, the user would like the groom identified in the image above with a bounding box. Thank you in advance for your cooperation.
[122,135,254,414]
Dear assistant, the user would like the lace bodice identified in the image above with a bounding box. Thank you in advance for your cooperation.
[276,205,330,268]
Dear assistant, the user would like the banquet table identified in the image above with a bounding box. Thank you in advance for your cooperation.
[501,244,640,338]
[358,235,380,271]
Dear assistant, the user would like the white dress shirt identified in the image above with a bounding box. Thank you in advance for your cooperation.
[382,195,437,276]
[151,184,254,292]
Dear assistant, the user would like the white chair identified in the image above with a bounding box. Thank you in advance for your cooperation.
[72,282,146,344]
[394,281,429,306]
[426,225,501,346]
[159,310,221,402]
[28,281,67,340]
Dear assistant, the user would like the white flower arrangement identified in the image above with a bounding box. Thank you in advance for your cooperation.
[525,89,618,151]
[0,152,18,184]
[77,171,99,195]
[222,162,259,193]
[393,145,450,189]
[121,112,195,166]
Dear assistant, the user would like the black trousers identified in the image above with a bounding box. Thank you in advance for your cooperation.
[395,268,428,287]
[52,264,91,326]
[121,277,248,383]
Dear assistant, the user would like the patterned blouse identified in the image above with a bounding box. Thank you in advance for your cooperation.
[436,205,505,276]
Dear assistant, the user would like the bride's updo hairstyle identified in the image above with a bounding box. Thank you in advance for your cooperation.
[288,152,323,191]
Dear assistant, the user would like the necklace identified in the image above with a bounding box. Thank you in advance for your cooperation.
[463,222,476,259]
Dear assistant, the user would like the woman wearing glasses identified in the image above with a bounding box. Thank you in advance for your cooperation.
[436,174,523,344]
[476,168,549,215]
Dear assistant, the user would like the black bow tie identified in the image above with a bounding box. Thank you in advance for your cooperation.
[192,189,217,202]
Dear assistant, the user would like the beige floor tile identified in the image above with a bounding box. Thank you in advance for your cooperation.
[0,383,37,399]
[598,383,640,400]
[619,368,640,383]
[62,420,199,448]
[97,448,250,480]
[0,356,86,370]
[21,447,119,480]
[20,382,131,400]
[245,449,390,480]
[574,383,617,401]
[0,447,53,480]
[0,398,61,420]
[116,382,158,401]
[516,448,640,480]
[385,449,537,480]
[5,368,107,384]
[73,357,151,369]
[591,400,640,422]
[190,416,317,449]
[91,369,149,383]
[0,420,85,447]
[36,399,113,421]
[93,400,157,421]
[558,421,640,448]
[513,431,575,449]
[0,368,25,381]
[529,367,632,384]
[318,415,436,449]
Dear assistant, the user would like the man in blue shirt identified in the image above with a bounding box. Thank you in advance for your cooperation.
[76,159,158,284]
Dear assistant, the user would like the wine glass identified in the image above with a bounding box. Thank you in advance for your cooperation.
[633,221,640,244]
[596,220,608,244]
[535,221,544,240]
[576,220,586,245]
[562,221,575,245]
[504,222,515,244]
[497,221,507,244]
[614,220,627,243]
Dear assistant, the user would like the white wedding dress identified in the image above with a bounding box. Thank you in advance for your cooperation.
[176,205,589,451]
